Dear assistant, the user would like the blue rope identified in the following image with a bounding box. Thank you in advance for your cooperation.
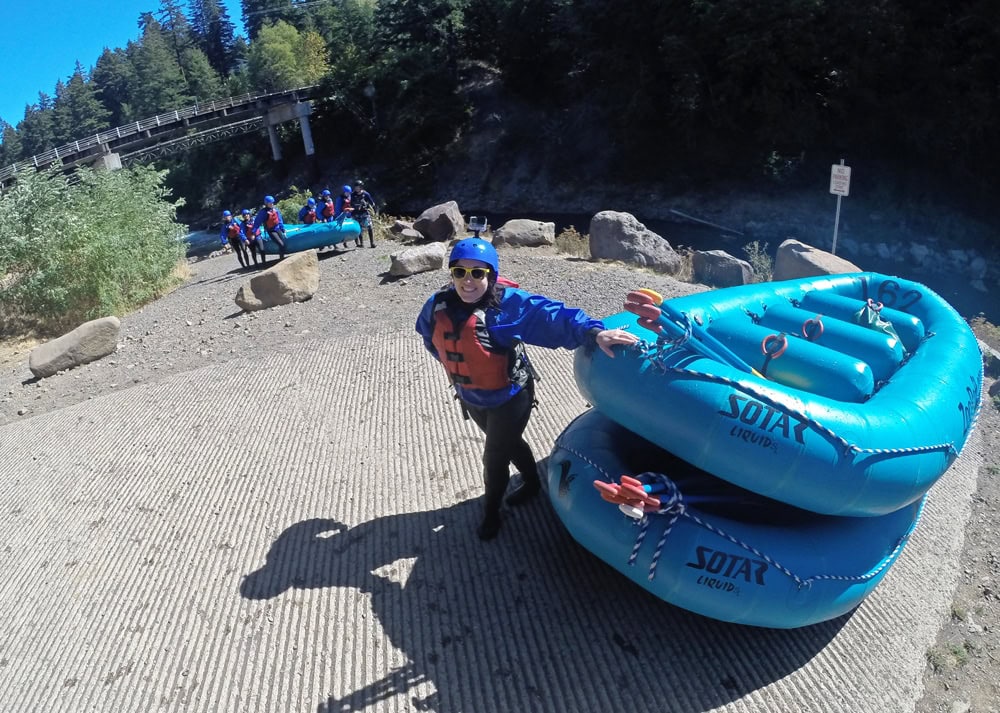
[553,439,927,589]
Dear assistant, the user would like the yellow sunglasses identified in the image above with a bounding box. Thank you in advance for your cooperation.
[450,266,491,280]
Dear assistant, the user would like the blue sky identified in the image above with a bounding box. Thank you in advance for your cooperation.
[2,0,244,127]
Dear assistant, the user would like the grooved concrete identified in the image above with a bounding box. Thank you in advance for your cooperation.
[0,331,981,712]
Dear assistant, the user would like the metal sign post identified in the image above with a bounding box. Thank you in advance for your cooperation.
[830,159,851,255]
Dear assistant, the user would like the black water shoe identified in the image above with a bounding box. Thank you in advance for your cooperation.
[505,477,541,506]
[477,512,501,540]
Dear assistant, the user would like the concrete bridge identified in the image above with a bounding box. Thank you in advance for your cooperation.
[0,85,322,186]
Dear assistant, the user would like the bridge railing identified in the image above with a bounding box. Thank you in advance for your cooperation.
[0,85,319,183]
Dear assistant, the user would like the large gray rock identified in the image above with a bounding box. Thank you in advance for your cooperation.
[235,250,319,311]
[390,242,448,277]
[413,201,465,242]
[772,239,862,281]
[29,316,121,378]
[493,219,555,247]
[588,211,682,274]
[389,219,413,235]
[692,249,754,287]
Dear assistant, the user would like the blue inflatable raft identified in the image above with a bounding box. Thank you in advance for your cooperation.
[575,273,982,516]
[261,218,361,255]
[547,409,925,628]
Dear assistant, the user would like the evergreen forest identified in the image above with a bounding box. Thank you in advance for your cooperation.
[1,0,999,231]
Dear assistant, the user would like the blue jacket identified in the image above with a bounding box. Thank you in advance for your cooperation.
[298,204,318,224]
[415,285,604,408]
[334,194,352,220]
[252,207,285,234]
[219,218,245,244]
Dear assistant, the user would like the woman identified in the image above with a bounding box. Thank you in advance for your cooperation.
[415,237,637,540]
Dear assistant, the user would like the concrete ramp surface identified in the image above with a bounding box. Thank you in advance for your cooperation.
[0,331,980,712]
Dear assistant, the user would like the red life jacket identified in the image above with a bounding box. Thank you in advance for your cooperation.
[321,201,336,218]
[226,221,241,239]
[430,301,514,391]
[264,209,279,229]
[303,208,317,224]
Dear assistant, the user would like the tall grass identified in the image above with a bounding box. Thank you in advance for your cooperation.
[0,165,187,336]
[742,240,773,283]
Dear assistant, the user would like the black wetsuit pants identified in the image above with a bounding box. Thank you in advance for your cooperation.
[228,236,249,267]
[464,381,539,519]
[267,229,287,259]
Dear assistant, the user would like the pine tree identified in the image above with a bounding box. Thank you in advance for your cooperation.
[17,94,57,157]
[181,47,225,100]
[1,119,24,166]
[156,0,195,70]
[242,0,299,42]
[189,0,238,77]
[129,16,193,117]
[52,62,111,144]
[93,48,138,126]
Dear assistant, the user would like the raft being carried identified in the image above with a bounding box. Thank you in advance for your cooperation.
[261,218,361,255]
[574,272,982,516]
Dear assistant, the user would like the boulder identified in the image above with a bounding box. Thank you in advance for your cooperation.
[390,242,448,277]
[692,250,754,287]
[29,316,121,378]
[399,228,424,242]
[772,239,862,281]
[413,201,465,242]
[235,250,319,311]
[588,211,682,274]
[390,219,414,235]
[493,219,555,247]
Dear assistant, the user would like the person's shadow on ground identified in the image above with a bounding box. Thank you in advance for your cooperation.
[240,495,844,713]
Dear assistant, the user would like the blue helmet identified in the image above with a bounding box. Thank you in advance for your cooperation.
[264,195,275,204]
[222,210,232,217]
[342,185,352,193]
[449,238,498,274]
[241,209,251,216]
[321,189,331,197]
[307,198,316,206]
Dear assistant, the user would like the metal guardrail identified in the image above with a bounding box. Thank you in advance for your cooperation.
[0,85,319,182]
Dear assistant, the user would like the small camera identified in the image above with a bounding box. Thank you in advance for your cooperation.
[468,216,488,234]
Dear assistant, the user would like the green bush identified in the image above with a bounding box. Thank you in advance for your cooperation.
[276,185,314,224]
[0,165,187,336]
[743,241,773,283]
[554,225,589,258]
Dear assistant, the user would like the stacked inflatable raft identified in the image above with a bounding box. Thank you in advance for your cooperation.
[546,272,983,628]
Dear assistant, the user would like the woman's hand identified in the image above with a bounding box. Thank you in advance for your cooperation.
[595,328,639,358]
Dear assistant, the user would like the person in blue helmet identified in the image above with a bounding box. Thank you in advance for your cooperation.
[238,209,262,266]
[251,195,287,261]
[415,237,638,540]
[298,197,319,225]
[219,210,250,268]
[319,189,337,222]
[352,180,376,248]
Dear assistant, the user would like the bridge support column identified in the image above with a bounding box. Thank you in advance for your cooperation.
[267,123,283,161]
[298,112,315,156]
[96,153,122,171]
[264,101,314,161]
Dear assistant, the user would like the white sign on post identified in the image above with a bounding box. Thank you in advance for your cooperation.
[829,160,850,255]
[830,164,851,196]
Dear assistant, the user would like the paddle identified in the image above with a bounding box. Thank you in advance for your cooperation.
[625,289,763,377]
